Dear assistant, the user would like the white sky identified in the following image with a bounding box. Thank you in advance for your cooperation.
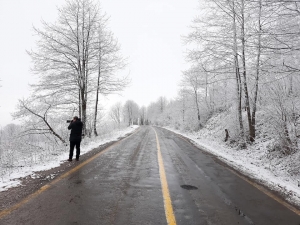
[0,0,199,126]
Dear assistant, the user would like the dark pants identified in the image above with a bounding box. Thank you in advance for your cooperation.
[69,140,81,160]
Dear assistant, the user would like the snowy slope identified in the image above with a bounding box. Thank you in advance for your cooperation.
[164,110,300,207]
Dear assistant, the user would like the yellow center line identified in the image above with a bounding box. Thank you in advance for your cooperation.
[152,127,177,225]
[0,127,141,219]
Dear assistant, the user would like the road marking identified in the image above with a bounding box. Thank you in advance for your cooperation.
[0,127,141,220]
[175,132,300,216]
[227,167,300,216]
[153,127,177,225]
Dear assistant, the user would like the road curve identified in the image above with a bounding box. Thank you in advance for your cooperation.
[0,126,299,225]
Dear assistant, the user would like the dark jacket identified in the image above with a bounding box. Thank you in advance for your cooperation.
[68,120,83,142]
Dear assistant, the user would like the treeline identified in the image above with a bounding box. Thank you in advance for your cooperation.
[147,0,300,153]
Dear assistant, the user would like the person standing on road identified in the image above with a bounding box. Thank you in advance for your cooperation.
[68,116,83,161]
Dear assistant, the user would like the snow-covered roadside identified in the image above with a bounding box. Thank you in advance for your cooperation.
[0,125,139,192]
[164,126,300,207]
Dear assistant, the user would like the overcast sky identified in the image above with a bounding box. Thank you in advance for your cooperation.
[0,0,199,126]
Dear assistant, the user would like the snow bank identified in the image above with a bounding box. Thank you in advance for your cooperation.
[164,111,300,207]
[0,125,139,192]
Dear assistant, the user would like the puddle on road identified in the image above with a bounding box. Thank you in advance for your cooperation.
[180,184,198,190]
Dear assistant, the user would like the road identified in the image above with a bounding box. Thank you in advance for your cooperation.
[0,126,299,225]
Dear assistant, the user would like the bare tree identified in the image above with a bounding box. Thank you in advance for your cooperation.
[123,100,139,126]
[28,0,106,135]
[13,99,65,143]
[109,102,122,129]
[139,106,147,125]
[178,88,189,125]
[158,96,167,113]
[92,17,129,136]
[182,66,205,130]
[184,0,279,146]
[184,0,247,141]
[262,78,300,154]
[179,0,300,152]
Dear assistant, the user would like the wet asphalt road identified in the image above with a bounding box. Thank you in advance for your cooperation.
[0,126,300,225]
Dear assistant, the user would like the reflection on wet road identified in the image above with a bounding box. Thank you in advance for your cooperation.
[0,126,299,225]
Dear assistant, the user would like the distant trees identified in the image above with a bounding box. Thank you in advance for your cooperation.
[177,89,188,125]
[0,124,22,170]
[139,106,147,125]
[16,0,128,141]
[158,96,167,114]
[109,101,148,127]
[123,100,139,126]
[110,102,122,129]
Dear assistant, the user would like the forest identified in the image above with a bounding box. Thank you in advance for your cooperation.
[148,0,300,154]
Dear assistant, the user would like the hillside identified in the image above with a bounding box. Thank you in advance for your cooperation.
[165,109,300,208]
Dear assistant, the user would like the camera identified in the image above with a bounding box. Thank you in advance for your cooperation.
[66,118,81,123]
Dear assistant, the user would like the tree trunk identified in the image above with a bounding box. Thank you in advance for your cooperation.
[251,0,263,143]
[79,89,82,119]
[283,119,293,154]
[194,90,201,129]
[93,83,99,136]
[240,0,255,142]
[224,129,230,142]
[80,84,87,137]
[93,56,102,136]
[205,71,209,111]
[232,0,246,148]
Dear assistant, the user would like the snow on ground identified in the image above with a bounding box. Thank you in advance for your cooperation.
[0,125,139,192]
[164,112,300,207]
[1,119,299,208]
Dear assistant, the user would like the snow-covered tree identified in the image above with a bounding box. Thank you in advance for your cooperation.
[18,0,128,140]
[123,100,139,126]
[110,102,122,128]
